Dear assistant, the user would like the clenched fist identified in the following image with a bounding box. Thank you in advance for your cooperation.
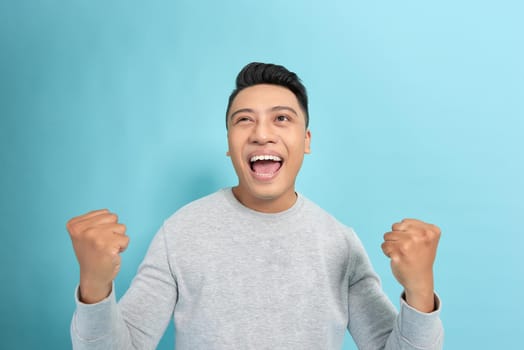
[381,218,441,313]
[66,209,130,304]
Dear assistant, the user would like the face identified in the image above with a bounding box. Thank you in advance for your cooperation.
[226,84,311,213]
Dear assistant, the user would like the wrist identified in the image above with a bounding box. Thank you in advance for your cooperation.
[404,288,436,313]
[79,280,112,304]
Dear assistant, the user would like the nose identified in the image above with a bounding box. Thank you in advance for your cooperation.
[249,119,278,145]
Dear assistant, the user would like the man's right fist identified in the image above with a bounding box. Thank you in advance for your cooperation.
[66,209,130,304]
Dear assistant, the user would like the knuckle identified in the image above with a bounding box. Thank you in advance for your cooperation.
[400,241,411,253]
[424,228,439,241]
[84,227,97,238]
[93,237,106,250]
[401,218,412,224]
[66,221,76,234]
[67,220,85,236]
[102,213,117,222]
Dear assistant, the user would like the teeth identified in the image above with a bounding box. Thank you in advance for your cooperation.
[250,155,282,162]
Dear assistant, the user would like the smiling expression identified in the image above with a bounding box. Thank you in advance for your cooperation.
[227,84,311,213]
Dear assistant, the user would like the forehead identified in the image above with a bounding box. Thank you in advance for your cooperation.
[229,84,301,114]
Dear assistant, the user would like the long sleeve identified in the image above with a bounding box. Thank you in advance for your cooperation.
[70,189,444,349]
[71,225,177,350]
[384,295,443,349]
[347,233,443,350]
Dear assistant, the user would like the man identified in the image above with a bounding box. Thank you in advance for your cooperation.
[67,62,443,349]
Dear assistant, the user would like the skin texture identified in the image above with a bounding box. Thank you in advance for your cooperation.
[382,218,441,312]
[67,83,441,312]
[66,209,129,303]
[226,84,311,213]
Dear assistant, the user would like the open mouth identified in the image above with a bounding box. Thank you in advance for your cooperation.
[249,154,283,178]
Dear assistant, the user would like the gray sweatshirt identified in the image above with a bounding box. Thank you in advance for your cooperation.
[71,188,443,349]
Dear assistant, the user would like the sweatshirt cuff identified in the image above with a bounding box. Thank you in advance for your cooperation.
[72,283,117,341]
[398,292,443,348]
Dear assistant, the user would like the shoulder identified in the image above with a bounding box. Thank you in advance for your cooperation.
[163,188,230,229]
[299,194,351,230]
[298,194,361,246]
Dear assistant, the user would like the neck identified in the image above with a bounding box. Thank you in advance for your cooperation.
[232,187,297,213]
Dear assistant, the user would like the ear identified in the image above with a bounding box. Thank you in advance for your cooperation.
[304,129,312,154]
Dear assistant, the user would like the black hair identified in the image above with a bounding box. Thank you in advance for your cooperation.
[225,62,309,129]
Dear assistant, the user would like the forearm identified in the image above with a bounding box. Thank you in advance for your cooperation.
[71,226,177,350]
[347,232,443,350]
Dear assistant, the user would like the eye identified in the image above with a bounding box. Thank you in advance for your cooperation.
[276,115,290,122]
[235,116,252,124]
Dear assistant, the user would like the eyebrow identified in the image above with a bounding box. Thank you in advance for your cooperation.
[229,106,298,120]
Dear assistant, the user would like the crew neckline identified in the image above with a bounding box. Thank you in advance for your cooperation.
[221,187,305,219]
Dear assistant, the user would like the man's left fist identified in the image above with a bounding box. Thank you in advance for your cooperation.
[381,218,441,312]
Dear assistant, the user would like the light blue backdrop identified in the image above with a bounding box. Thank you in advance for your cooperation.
[1,1,522,349]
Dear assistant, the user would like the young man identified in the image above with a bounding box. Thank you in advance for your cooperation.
[67,62,443,349]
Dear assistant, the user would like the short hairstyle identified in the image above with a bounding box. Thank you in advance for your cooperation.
[226,62,309,129]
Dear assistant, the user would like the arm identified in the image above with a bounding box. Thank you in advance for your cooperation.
[68,211,177,349]
[346,228,443,350]
[382,218,444,348]
[385,293,443,349]
[382,219,441,313]
[66,209,129,305]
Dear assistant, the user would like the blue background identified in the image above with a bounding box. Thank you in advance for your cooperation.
[1,0,523,349]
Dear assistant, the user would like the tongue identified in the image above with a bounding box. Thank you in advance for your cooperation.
[252,160,281,174]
